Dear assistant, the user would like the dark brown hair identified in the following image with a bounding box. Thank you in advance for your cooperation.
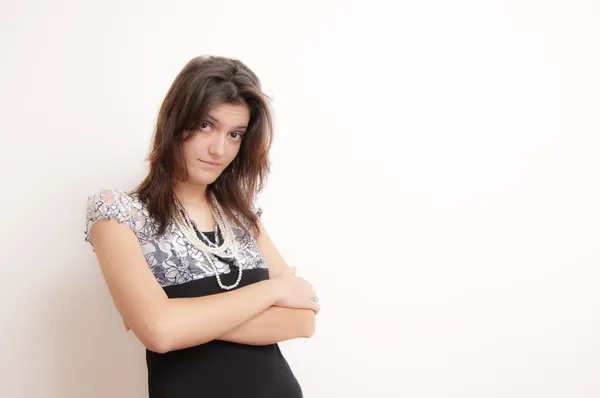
[131,55,273,237]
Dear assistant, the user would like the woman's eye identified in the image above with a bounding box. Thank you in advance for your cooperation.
[200,121,211,130]
[231,132,243,140]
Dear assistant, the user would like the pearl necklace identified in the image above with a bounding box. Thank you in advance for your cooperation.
[173,193,242,290]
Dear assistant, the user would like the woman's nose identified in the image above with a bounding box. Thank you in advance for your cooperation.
[208,132,226,156]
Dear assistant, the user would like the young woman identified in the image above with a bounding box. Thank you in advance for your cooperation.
[84,55,320,398]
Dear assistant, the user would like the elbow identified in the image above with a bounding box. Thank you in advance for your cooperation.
[140,317,214,353]
[138,317,174,354]
[302,311,317,338]
[145,334,171,354]
[304,323,316,338]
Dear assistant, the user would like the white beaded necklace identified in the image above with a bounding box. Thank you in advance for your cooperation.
[173,193,242,290]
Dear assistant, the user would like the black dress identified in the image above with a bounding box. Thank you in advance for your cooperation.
[145,230,304,398]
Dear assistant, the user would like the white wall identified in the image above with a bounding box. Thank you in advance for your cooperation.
[1,1,599,397]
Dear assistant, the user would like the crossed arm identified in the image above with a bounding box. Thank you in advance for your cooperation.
[123,302,315,346]
[119,219,317,346]
[215,220,317,344]
[217,306,316,345]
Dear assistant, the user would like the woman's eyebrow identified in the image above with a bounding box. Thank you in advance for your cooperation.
[206,114,248,130]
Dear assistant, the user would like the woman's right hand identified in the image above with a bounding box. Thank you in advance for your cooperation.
[271,267,320,314]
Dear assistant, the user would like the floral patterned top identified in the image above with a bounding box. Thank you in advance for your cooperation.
[84,188,267,288]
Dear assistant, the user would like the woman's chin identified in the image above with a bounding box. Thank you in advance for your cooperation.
[189,171,222,185]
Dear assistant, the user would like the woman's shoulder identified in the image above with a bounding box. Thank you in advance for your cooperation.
[88,187,130,204]
[84,187,151,246]
[231,201,263,238]
[88,187,148,209]
[86,188,147,218]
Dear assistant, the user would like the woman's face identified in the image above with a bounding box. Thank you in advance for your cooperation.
[181,102,250,185]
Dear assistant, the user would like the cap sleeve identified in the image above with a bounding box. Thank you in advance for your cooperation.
[84,188,138,249]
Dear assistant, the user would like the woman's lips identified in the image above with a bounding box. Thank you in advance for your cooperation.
[199,160,221,168]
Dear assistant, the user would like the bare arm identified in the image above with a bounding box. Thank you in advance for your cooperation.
[90,219,285,353]
[217,306,315,345]
[215,218,318,345]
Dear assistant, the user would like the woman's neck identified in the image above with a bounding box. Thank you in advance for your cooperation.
[173,181,209,207]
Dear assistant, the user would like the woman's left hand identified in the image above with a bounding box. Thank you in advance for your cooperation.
[271,267,319,313]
